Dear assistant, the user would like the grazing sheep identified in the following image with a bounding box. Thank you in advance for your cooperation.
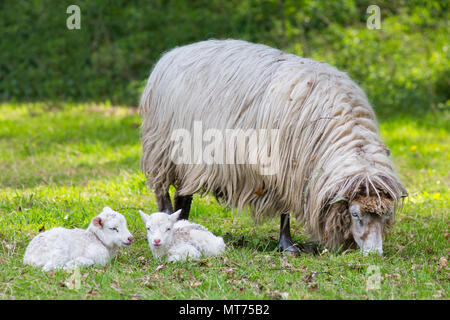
[139,39,407,255]
[139,209,226,262]
[23,207,134,271]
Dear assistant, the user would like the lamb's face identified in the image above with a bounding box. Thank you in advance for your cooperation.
[139,210,181,251]
[349,199,393,256]
[92,207,134,248]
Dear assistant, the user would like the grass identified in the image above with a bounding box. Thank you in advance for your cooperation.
[0,102,448,300]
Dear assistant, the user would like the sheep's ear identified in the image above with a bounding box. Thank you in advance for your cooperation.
[333,197,348,205]
[170,209,182,222]
[92,217,103,228]
[139,210,149,222]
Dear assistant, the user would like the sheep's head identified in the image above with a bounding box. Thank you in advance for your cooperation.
[91,207,134,248]
[139,209,181,251]
[348,196,393,256]
[322,196,394,256]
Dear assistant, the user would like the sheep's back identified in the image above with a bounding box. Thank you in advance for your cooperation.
[139,39,397,222]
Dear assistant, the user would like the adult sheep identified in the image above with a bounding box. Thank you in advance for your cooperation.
[139,39,407,255]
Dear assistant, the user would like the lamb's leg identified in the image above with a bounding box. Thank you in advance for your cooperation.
[276,213,301,255]
[168,244,202,262]
[65,257,95,269]
[173,191,192,220]
[155,188,173,214]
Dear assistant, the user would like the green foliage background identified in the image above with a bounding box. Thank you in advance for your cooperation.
[1,0,448,116]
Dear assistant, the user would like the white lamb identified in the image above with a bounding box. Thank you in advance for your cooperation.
[23,207,134,271]
[139,209,226,262]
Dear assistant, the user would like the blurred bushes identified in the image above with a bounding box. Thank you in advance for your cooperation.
[0,0,448,115]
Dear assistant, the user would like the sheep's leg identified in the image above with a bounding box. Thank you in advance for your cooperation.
[173,192,192,220]
[276,213,301,255]
[155,188,173,214]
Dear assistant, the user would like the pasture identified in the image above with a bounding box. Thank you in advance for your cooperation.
[0,102,448,299]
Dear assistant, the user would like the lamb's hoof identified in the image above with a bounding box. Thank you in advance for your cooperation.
[276,240,301,256]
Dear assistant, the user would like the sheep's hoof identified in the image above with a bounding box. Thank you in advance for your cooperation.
[276,239,301,256]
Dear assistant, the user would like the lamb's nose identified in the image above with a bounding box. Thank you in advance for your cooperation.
[128,236,134,243]
[154,239,161,245]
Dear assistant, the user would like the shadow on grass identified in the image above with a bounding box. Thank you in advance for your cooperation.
[223,232,322,255]
[1,155,141,189]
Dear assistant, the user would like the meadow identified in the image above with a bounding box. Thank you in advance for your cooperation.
[0,0,448,300]
[0,102,448,299]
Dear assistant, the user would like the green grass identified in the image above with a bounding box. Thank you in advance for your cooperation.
[0,103,448,300]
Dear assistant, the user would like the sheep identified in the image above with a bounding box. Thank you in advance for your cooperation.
[23,207,134,271]
[139,39,407,256]
[139,209,226,262]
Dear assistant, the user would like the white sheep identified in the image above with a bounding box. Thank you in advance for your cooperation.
[139,39,407,255]
[139,209,226,262]
[23,207,134,271]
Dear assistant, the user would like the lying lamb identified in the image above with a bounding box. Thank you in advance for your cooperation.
[23,207,134,271]
[139,209,226,262]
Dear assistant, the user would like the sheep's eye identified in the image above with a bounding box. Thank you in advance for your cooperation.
[166,227,171,232]
[146,227,151,231]
[110,227,119,232]
[351,211,359,219]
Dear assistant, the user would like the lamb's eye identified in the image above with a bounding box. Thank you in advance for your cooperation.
[146,227,151,231]
[110,227,119,232]
[351,211,359,218]
[166,227,171,232]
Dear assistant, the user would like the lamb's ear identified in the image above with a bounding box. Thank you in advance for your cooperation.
[169,209,182,222]
[102,206,115,215]
[139,210,150,222]
[92,217,103,228]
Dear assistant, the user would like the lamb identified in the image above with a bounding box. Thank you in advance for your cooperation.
[139,209,226,262]
[23,207,134,271]
[139,39,407,255]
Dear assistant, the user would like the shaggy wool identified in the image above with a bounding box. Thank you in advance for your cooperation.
[139,39,407,249]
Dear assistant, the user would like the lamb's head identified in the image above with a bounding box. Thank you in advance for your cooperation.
[348,196,394,256]
[90,207,134,248]
[139,209,181,251]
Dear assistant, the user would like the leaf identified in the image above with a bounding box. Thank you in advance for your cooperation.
[439,257,447,268]
[220,267,235,274]
[189,281,202,288]
[303,271,317,283]
[85,288,100,299]
[281,257,293,268]
[307,283,318,292]
[254,186,264,196]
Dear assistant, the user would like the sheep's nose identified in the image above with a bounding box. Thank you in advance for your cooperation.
[128,236,134,243]
[153,239,161,245]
